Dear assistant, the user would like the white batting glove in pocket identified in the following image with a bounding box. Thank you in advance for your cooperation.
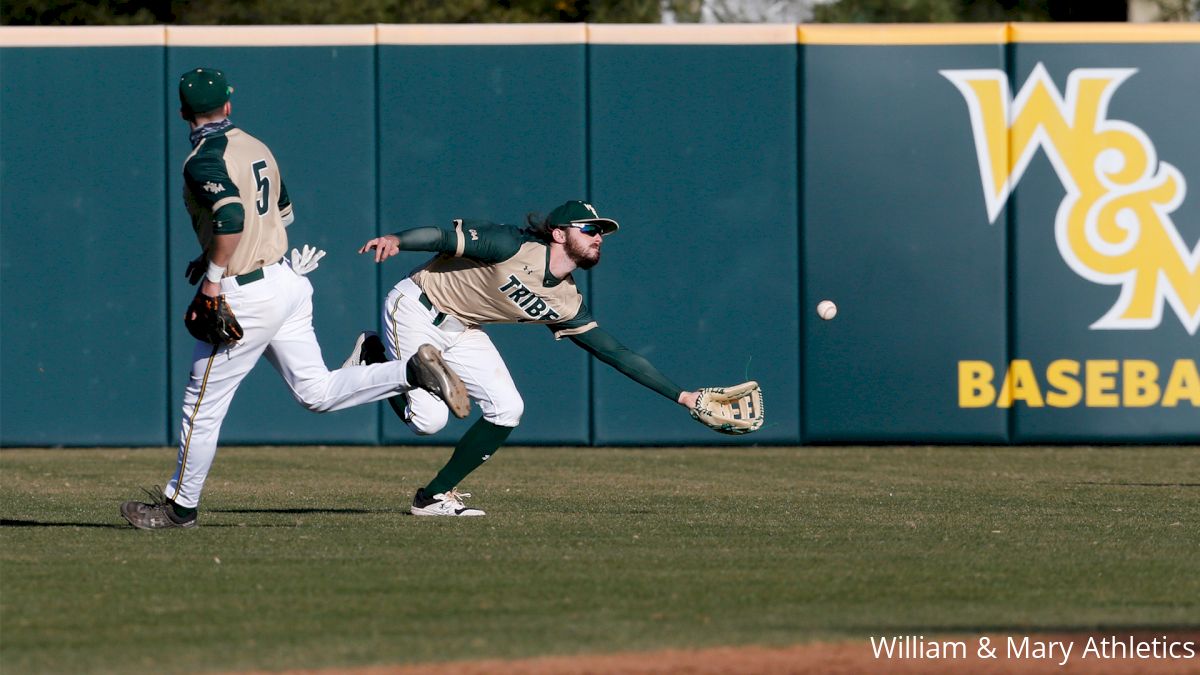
[289,244,327,276]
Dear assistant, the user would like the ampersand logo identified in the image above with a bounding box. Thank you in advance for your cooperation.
[942,63,1199,335]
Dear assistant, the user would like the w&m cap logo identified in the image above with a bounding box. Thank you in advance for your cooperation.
[941,63,1199,335]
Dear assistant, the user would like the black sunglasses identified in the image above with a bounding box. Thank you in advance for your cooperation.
[560,222,605,236]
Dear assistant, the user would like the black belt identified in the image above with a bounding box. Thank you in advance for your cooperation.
[417,291,447,327]
[232,258,284,286]
[234,268,264,285]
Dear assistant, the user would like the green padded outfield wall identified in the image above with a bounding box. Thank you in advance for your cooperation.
[589,25,801,445]
[0,27,169,445]
[1003,25,1200,442]
[375,25,592,446]
[0,24,1196,447]
[801,25,1011,443]
[800,23,1198,443]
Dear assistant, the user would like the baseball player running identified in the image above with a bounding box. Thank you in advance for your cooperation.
[347,201,764,517]
[119,68,468,530]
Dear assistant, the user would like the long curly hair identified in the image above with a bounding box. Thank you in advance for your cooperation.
[523,211,554,243]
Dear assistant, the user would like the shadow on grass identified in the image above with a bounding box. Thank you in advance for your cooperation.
[208,507,383,514]
[1,519,127,529]
[0,516,363,529]
[3,505,390,530]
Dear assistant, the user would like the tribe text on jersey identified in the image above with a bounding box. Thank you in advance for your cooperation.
[412,222,595,338]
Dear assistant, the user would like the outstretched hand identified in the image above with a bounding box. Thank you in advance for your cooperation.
[358,235,401,263]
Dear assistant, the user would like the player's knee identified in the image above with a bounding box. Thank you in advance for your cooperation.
[297,390,334,413]
[484,394,523,428]
[289,376,343,413]
[399,389,449,434]
[408,404,449,435]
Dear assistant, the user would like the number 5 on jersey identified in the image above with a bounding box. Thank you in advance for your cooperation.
[252,159,271,216]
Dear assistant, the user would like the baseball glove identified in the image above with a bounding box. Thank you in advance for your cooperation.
[184,292,243,346]
[690,381,764,435]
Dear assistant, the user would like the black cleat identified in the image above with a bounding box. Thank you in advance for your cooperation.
[120,487,197,530]
[343,331,387,368]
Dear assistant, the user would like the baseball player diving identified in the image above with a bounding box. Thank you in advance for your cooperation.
[346,201,764,517]
[120,68,469,530]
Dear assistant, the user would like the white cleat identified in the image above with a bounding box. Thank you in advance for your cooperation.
[410,488,485,517]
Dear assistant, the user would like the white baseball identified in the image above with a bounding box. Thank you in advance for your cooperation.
[816,300,838,320]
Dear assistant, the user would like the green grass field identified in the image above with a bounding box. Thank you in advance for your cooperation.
[2,445,1197,674]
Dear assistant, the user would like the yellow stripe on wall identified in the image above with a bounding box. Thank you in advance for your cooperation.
[1011,22,1200,43]
[800,23,1009,45]
[2,23,1198,48]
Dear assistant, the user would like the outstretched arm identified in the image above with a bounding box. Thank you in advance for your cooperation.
[569,327,698,408]
[358,227,455,263]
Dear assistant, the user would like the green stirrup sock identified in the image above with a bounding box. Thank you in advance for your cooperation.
[425,418,513,496]
[170,502,196,522]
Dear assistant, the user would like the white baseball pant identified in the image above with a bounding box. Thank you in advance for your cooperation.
[383,277,523,434]
[165,260,418,508]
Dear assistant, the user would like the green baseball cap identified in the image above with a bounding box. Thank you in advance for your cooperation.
[179,67,233,115]
[546,200,619,235]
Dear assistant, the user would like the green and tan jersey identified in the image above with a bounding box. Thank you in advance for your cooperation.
[183,124,293,276]
[411,220,597,339]
[398,220,683,401]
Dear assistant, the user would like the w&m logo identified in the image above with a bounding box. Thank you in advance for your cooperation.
[941,63,1199,335]
[942,63,1199,409]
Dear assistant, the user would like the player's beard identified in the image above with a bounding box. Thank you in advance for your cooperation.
[566,235,601,270]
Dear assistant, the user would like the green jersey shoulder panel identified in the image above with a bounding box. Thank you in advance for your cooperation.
[548,299,596,337]
[455,220,529,264]
[183,134,239,211]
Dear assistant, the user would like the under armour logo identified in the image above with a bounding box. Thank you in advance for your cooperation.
[202,181,225,194]
[522,265,534,275]
[469,229,479,241]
